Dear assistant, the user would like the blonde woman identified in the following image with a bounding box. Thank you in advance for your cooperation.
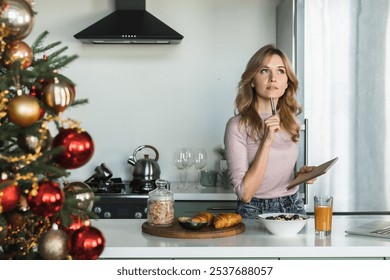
[224,44,315,218]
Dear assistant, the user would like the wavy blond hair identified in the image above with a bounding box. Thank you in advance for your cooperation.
[235,44,302,142]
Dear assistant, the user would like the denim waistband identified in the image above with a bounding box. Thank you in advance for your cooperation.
[250,191,299,204]
[236,191,306,218]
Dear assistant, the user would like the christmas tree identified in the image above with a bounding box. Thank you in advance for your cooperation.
[0,0,105,259]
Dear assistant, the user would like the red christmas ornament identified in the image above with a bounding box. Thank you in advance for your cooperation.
[0,182,20,213]
[52,128,94,169]
[56,213,91,235]
[68,226,105,260]
[27,181,64,217]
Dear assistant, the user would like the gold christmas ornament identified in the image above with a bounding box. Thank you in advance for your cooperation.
[4,40,33,69]
[7,95,41,127]
[64,181,94,211]
[0,0,35,40]
[42,78,75,113]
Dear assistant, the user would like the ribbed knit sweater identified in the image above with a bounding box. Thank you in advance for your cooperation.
[224,113,299,200]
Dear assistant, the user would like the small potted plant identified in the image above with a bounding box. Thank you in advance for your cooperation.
[216,148,228,172]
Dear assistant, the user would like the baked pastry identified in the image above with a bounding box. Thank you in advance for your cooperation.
[191,211,215,225]
[213,213,243,229]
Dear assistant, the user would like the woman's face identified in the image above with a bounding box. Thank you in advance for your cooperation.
[252,54,288,100]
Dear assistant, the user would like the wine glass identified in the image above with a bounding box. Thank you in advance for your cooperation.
[173,148,186,189]
[182,147,194,188]
[193,148,207,189]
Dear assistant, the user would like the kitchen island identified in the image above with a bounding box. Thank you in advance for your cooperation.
[93,215,390,260]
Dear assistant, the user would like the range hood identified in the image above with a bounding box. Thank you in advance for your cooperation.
[74,0,183,44]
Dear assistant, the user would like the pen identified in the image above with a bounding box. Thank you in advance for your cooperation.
[270,97,275,115]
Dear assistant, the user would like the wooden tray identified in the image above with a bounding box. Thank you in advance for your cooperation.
[142,219,246,239]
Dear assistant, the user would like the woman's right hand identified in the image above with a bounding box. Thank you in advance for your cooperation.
[263,114,280,146]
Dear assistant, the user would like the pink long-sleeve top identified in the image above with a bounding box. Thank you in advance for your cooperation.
[224,113,299,200]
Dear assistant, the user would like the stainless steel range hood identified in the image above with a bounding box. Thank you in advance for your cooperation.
[74,0,183,44]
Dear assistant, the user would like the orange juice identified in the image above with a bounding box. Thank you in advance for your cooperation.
[314,205,332,231]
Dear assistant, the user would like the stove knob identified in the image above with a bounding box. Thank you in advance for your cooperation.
[103,212,111,219]
[94,207,102,214]
[134,212,143,219]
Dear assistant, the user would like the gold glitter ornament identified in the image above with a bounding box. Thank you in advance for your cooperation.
[2,212,51,259]
[0,215,8,242]
[3,40,33,69]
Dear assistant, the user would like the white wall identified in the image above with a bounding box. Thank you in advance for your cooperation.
[26,0,279,182]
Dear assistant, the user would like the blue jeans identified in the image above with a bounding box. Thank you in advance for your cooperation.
[237,191,306,219]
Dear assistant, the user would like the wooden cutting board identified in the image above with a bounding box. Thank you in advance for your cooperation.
[142,219,246,239]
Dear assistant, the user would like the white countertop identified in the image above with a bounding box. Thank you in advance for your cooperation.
[93,215,390,259]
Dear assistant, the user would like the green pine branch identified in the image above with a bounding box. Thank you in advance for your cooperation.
[71,98,89,107]
[31,31,59,53]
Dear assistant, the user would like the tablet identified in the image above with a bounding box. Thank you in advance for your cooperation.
[286,157,339,190]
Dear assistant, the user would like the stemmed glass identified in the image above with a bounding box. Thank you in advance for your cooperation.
[193,148,207,189]
[173,149,186,188]
[182,147,194,188]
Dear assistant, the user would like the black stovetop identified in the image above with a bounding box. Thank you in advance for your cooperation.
[86,177,158,197]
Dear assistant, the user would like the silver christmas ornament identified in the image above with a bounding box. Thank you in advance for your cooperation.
[38,229,69,260]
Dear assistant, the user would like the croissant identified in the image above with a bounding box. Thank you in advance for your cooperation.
[213,213,243,229]
[191,211,215,225]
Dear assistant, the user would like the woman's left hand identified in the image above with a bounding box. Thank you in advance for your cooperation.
[296,165,317,184]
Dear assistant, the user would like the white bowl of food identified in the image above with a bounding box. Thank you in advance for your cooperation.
[257,213,309,236]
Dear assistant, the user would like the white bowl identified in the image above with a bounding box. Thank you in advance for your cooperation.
[257,213,309,236]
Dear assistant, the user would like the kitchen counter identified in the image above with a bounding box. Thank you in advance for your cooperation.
[93,215,390,259]
[170,184,237,201]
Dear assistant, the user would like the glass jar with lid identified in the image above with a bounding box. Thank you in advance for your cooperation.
[147,179,174,226]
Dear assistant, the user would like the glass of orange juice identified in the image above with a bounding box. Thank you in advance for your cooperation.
[314,195,333,236]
